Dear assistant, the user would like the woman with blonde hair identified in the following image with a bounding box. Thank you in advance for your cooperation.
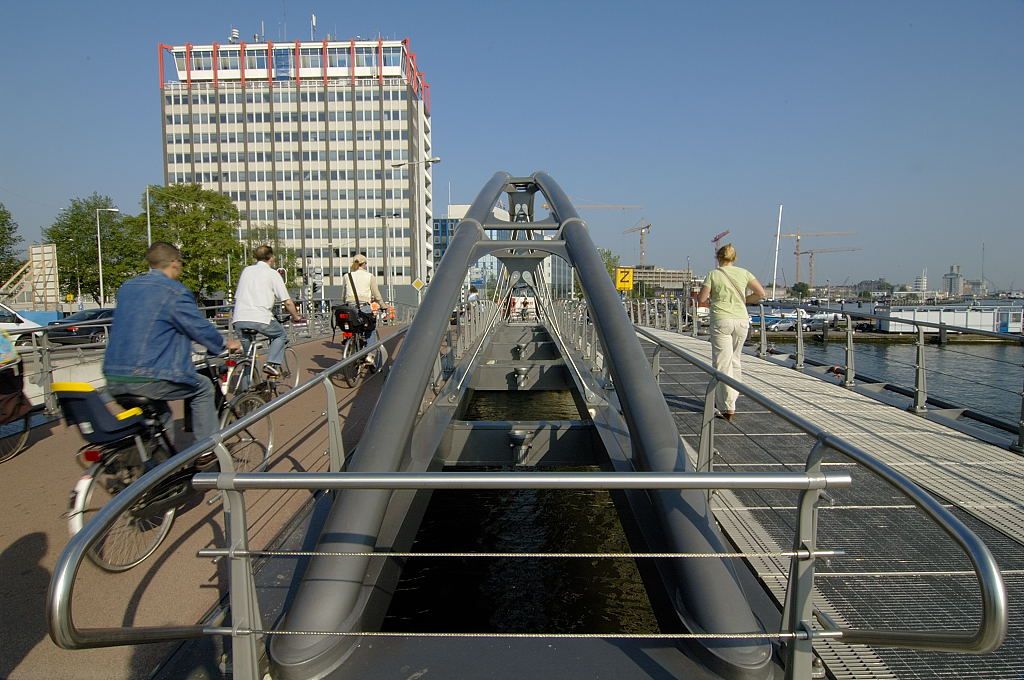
[698,244,766,421]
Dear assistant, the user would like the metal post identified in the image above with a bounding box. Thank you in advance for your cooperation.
[691,298,699,338]
[843,315,856,388]
[938,323,948,346]
[39,333,57,414]
[697,379,717,477]
[676,298,684,334]
[911,326,927,413]
[758,304,768,358]
[783,441,825,680]
[1013,377,1024,454]
[652,345,662,384]
[223,484,263,680]
[323,379,345,472]
[794,312,805,371]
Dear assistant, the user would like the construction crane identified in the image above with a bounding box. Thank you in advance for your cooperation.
[711,229,731,253]
[624,221,652,267]
[778,230,854,284]
[800,247,862,289]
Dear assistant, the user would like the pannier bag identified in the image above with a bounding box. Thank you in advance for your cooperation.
[331,304,376,341]
[0,360,32,424]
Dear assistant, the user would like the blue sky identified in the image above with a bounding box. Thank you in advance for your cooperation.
[0,1,1021,289]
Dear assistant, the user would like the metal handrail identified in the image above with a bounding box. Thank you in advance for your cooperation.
[790,302,1022,342]
[47,326,410,651]
[633,325,1007,654]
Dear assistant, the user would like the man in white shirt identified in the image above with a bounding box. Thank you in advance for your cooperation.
[341,254,383,362]
[232,245,302,376]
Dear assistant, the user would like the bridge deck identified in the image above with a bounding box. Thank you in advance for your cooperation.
[0,336,391,680]
[642,328,1024,680]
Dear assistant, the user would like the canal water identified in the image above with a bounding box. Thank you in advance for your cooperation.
[771,340,1022,422]
[383,389,660,634]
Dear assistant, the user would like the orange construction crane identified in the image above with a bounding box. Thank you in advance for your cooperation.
[800,247,862,289]
[624,221,652,267]
[778,230,854,284]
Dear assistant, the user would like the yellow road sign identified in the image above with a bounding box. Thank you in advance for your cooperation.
[411,278,425,291]
[615,268,634,291]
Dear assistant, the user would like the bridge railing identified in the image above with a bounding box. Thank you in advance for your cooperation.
[46,318,414,659]
[630,324,1007,659]
[631,298,1024,452]
[186,468,851,680]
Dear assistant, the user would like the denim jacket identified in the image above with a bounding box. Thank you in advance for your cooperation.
[103,269,225,387]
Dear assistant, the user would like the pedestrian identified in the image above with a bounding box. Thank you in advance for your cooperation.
[467,286,480,304]
[697,244,766,421]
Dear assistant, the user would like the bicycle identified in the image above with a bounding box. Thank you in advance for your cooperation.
[0,359,36,464]
[333,305,381,388]
[59,354,274,571]
[226,326,300,400]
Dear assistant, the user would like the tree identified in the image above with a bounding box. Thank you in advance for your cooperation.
[598,248,621,281]
[44,193,128,303]
[141,184,241,298]
[0,202,23,283]
[241,223,299,289]
[790,282,811,298]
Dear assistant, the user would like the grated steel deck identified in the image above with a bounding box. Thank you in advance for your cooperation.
[642,328,1024,680]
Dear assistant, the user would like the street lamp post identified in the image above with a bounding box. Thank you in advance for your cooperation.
[374,211,400,298]
[391,156,441,285]
[95,207,119,306]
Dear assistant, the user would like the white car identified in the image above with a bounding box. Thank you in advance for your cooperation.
[0,302,43,345]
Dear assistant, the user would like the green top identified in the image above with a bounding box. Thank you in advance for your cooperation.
[705,266,755,320]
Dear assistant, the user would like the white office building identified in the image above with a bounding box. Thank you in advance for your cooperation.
[160,36,434,290]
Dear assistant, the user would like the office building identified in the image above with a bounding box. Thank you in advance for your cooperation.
[631,265,694,292]
[160,35,434,290]
[942,265,964,298]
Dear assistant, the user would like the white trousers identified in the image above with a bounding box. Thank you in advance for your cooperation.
[710,318,749,413]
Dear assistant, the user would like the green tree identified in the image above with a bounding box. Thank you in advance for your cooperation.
[858,290,872,301]
[142,184,241,298]
[241,223,299,288]
[790,282,811,298]
[44,194,128,303]
[0,202,24,282]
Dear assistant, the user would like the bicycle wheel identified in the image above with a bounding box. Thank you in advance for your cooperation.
[69,454,176,572]
[337,337,364,388]
[0,415,31,464]
[278,347,300,391]
[219,392,272,472]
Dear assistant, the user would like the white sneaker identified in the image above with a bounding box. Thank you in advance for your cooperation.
[263,363,281,377]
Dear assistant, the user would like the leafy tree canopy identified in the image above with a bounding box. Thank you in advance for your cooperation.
[43,193,129,303]
[790,282,811,298]
[0,202,24,283]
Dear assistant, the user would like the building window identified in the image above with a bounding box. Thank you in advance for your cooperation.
[382,46,402,67]
[246,49,267,70]
[300,47,321,69]
[192,50,213,71]
[355,46,376,67]
[327,47,349,68]
[219,50,240,70]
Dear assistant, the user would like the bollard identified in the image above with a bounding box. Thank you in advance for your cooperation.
[758,304,768,358]
[794,313,805,371]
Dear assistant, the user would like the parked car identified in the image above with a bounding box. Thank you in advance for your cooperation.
[46,308,115,345]
[767,319,797,332]
[0,302,43,345]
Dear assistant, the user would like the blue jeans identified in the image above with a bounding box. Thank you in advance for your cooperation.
[234,319,288,366]
[108,376,218,444]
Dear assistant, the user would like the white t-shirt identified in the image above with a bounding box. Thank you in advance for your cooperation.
[232,261,291,324]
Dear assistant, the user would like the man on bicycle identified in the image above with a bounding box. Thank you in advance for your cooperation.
[104,242,241,442]
[232,245,302,377]
[341,254,383,363]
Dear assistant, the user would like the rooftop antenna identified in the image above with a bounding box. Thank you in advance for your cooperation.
[229,27,240,43]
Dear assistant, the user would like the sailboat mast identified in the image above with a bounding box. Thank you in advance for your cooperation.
[771,204,783,299]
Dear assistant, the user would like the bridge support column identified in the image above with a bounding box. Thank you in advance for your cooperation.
[911,327,928,414]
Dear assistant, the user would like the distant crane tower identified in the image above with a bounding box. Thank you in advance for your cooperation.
[711,229,731,259]
[778,230,854,284]
[801,247,862,289]
[624,221,653,267]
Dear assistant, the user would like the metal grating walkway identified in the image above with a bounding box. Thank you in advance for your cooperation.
[642,328,1024,680]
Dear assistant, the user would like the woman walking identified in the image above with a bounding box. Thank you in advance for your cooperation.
[698,244,766,421]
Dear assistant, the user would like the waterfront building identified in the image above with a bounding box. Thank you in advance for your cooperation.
[631,265,694,293]
[913,269,928,294]
[159,36,434,290]
[942,265,964,298]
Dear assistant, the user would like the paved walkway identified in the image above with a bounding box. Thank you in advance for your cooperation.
[641,328,1024,680]
[0,335,395,680]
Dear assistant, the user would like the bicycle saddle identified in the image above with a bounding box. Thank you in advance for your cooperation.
[239,329,260,338]
[113,394,163,411]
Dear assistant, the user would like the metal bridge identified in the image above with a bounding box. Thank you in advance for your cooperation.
[15,172,1022,679]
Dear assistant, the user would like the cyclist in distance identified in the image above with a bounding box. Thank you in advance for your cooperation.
[341,254,383,362]
[232,245,303,377]
[104,242,241,444]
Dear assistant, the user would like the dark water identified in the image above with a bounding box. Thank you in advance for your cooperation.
[462,390,586,421]
[383,390,657,633]
[772,340,1023,422]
